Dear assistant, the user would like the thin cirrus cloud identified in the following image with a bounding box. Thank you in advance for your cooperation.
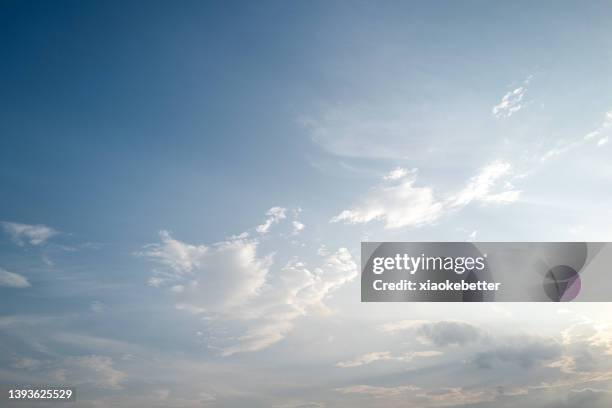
[0,268,31,288]
[1,221,58,246]
[331,161,521,229]
[139,207,358,356]
[541,109,612,161]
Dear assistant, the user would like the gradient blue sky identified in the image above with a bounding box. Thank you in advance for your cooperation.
[2,1,612,407]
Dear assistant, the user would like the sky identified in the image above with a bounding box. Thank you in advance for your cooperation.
[1,1,612,407]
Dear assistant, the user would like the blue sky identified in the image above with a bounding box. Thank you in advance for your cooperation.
[2,1,612,407]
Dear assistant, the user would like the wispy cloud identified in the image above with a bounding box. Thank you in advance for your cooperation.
[336,350,441,368]
[542,109,612,161]
[0,267,31,288]
[1,221,58,246]
[492,75,532,119]
[331,161,520,229]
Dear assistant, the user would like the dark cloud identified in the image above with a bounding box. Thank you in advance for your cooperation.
[563,389,612,408]
[418,321,483,347]
[471,336,561,369]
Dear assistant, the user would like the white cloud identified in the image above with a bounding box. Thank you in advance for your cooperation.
[383,167,409,180]
[139,230,208,274]
[256,207,287,234]
[336,351,394,367]
[219,247,358,356]
[1,221,58,246]
[492,76,531,119]
[141,231,271,312]
[0,268,31,288]
[141,209,358,356]
[292,221,305,235]
[332,161,520,229]
[336,350,441,368]
[542,109,612,161]
[448,161,520,207]
[331,170,444,229]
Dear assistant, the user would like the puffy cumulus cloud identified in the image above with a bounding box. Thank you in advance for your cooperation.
[492,76,531,119]
[381,320,484,347]
[1,221,58,246]
[256,207,287,234]
[550,317,612,376]
[140,209,358,356]
[140,230,209,274]
[336,350,442,368]
[0,268,30,288]
[218,248,358,356]
[384,167,410,181]
[141,231,271,313]
[292,220,305,235]
[331,161,520,229]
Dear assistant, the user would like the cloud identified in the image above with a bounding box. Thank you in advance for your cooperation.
[12,357,43,370]
[219,248,358,356]
[335,384,420,398]
[58,355,126,390]
[256,207,287,234]
[447,161,520,207]
[0,268,31,288]
[337,384,495,407]
[140,231,271,312]
[541,109,612,161]
[492,76,531,119]
[336,350,442,368]
[274,402,326,408]
[471,336,562,369]
[564,388,612,408]
[332,161,520,229]
[140,209,358,355]
[384,167,409,180]
[381,320,484,346]
[1,221,58,246]
[330,169,444,229]
[292,221,305,235]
